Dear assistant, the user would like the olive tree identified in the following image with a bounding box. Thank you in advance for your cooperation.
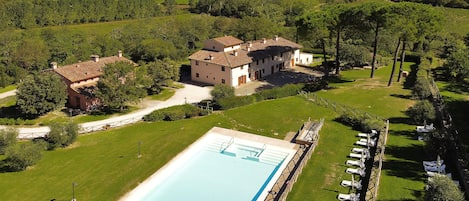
[0,128,17,154]
[45,122,79,150]
[425,175,464,201]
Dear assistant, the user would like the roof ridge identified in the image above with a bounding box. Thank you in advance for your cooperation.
[223,51,232,67]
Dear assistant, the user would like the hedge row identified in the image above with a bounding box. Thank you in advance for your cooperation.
[143,104,208,122]
[217,84,304,110]
[217,81,328,110]
[0,118,35,125]
[336,111,385,133]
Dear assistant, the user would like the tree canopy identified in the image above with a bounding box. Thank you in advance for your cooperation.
[16,73,67,118]
[96,61,145,112]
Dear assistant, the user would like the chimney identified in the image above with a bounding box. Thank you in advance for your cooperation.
[233,50,238,56]
[274,35,279,41]
[91,55,100,62]
[118,50,123,58]
[209,54,213,60]
[247,46,251,52]
[50,62,58,69]
[262,38,266,44]
[248,42,252,47]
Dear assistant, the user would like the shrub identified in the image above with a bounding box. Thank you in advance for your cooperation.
[337,111,384,132]
[164,109,186,121]
[3,142,43,171]
[211,84,235,101]
[360,117,385,133]
[424,175,464,201]
[144,104,207,122]
[0,128,17,155]
[406,100,436,124]
[412,76,432,100]
[45,122,79,150]
[143,111,165,121]
[182,104,203,118]
[303,80,328,92]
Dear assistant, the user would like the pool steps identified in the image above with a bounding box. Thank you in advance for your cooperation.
[205,137,289,166]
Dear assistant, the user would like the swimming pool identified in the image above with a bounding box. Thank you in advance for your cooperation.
[119,127,298,201]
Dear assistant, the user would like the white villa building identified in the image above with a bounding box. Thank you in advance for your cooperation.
[189,35,305,87]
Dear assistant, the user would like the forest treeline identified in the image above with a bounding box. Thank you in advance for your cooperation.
[0,14,291,87]
[0,0,165,29]
[393,0,469,9]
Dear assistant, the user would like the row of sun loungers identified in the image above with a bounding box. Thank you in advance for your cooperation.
[338,130,378,200]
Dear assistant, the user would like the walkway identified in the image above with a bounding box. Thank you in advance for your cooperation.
[16,83,212,139]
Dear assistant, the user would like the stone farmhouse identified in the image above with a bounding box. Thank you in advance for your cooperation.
[53,51,134,111]
[189,35,311,87]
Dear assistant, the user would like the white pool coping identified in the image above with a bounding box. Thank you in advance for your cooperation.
[118,127,298,201]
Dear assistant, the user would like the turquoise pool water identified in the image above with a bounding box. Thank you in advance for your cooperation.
[140,145,284,201]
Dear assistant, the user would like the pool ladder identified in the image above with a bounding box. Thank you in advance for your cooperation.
[220,137,234,152]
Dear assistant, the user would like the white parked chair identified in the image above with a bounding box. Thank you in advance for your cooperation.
[423,160,444,167]
[357,132,377,138]
[355,139,376,147]
[424,164,446,173]
[341,180,362,190]
[346,160,365,168]
[337,193,360,201]
[349,153,369,160]
[346,167,366,177]
[416,124,435,133]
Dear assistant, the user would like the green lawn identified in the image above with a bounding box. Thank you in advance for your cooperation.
[289,63,427,200]
[0,85,16,93]
[0,63,427,200]
[148,88,176,101]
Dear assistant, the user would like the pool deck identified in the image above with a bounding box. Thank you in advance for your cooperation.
[119,127,300,201]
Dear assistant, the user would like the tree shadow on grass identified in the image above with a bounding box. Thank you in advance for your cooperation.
[388,129,417,141]
[0,105,22,119]
[388,117,414,125]
[382,159,423,181]
[390,94,412,100]
[386,144,425,163]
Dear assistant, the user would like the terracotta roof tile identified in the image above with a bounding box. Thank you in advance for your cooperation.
[213,36,244,47]
[54,56,134,83]
[189,36,302,68]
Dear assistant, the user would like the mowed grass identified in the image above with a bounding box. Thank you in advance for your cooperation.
[0,63,426,200]
[0,97,337,201]
[289,63,426,200]
[440,7,469,36]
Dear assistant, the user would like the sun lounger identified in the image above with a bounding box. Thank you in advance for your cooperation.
[346,168,366,177]
[349,152,369,160]
[426,171,452,179]
[337,193,360,201]
[355,139,376,147]
[424,164,446,173]
[357,133,377,138]
[423,160,444,167]
[341,180,362,190]
[352,148,368,154]
[416,124,435,133]
[346,160,365,168]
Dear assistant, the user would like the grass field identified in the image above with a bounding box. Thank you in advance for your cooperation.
[287,63,428,200]
[0,62,428,200]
